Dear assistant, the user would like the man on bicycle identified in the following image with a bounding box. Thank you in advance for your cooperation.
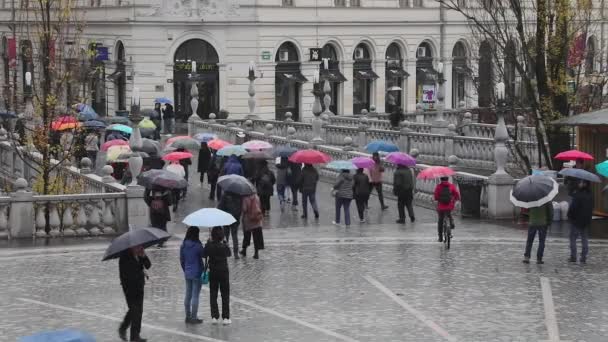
[434,176,460,242]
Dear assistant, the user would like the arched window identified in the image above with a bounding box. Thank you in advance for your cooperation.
[416,41,436,107]
[275,42,306,121]
[320,44,346,114]
[108,41,127,111]
[173,39,220,120]
[21,40,33,103]
[353,43,377,114]
[504,40,517,101]
[585,37,596,76]
[452,41,469,108]
[2,37,9,108]
[478,40,494,107]
[386,42,408,113]
[88,43,106,115]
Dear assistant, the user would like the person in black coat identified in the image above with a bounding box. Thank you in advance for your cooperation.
[118,245,151,342]
[197,142,212,186]
[255,161,276,216]
[287,161,301,209]
[176,147,192,198]
[207,152,222,200]
[144,188,172,247]
[217,191,242,258]
[353,168,371,223]
[389,107,404,130]
[567,180,594,263]
[203,227,232,325]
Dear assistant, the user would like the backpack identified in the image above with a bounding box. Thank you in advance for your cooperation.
[246,196,263,222]
[438,185,452,205]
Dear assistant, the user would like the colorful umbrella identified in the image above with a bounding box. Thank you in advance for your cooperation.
[385,152,416,167]
[351,156,375,169]
[595,160,608,177]
[558,168,601,183]
[51,116,80,131]
[101,139,129,152]
[162,151,193,162]
[154,97,173,105]
[417,166,455,180]
[137,169,188,189]
[166,135,192,145]
[510,175,559,208]
[106,145,132,161]
[19,329,96,342]
[242,140,273,150]
[554,150,594,161]
[326,160,357,170]
[365,140,399,154]
[274,146,298,158]
[168,137,200,151]
[138,118,156,129]
[107,124,133,135]
[78,111,99,122]
[76,103,97,117]
[82,120,106,129]
[182,208,236,227]
[288,149,331,164]
[207,138,232,151]
[217,145,248,157]
[242,150,274,160]
[193,132,217,143]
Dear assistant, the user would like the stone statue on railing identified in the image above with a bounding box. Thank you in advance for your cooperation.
[461,111,472,136]
[358,116,369,149]
[343,136,354,152]
[128,88,144,187]
[101,165,117,184]
[284,112,294,123]
[264,123,274,137]
[399,121,411,152]
[245,61,259,120]
[286,126,296,147]
[80,157,93,175]
[369,105,378,118]
[311,70,324,145]
[415,103,425,123]
[209,113,216,124]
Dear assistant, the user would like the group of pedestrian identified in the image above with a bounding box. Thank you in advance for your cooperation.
[153,102,175,136]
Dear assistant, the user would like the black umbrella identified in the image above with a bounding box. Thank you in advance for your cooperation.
[137,169,188,189]
[274,146,297,158]
[217,174,256,195]
[510,175,559,208]
[102,227,171,261]
[140,127,156,139]
[137,138,162,156]
[105,116,131,125]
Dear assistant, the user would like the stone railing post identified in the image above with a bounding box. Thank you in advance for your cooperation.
[101,165,117,184]
[284,111,294,124]
[208,113,216,124]
[286,126,296,147]
[244,119,253,135]
[444,124,456,162]
[461,111,472,136]
[516,115,525,141]
[447,155,460,171]
[357,116,369,149]
[360,109,368,116]
[264,123,274,137]
[368,105,378,118]
[125,184,149,228]
[343,136,354,152]
[415,103,425,123]
[399,121,411,152]
[9,178,34,238]
[487,105,514,219]
[80,157,93,174]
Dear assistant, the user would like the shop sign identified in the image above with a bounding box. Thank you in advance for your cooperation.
[422,84,436,103]
[261,50,272,61]
[95,46,109,61]
[173,62,218,72]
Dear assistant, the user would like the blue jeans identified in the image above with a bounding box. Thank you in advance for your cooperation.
[302,192,319,217]
[184,278,202,319]
[569,224,589,260]
[335,197,352,226]
[524,225,547,259]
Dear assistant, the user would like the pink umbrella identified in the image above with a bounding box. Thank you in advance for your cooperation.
[554,150,594,161]
[101,139,129,152]
[288,149,331,164]
[385,152,416,167]
[165,135,191,146]
[162,151,193,162]
[351,156,375,169]
[242,140,273,150]
[417,166,455,180]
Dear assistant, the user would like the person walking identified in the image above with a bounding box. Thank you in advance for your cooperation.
[522,202,553,264]
[223,155,243,176]
[143,188,172,247]
[333,169,354,226]
[165,161,186,212]
[275,157,289,212]
[353,168,371,223]
[287,161,301,210]
[118,245,151,342]
[84,131,99,165]
[568,180,593,263]
[298,164,320,219]
[255,161,276,216]
[434,177,460,242]
[393,164,416,224]
[217,191,242,259]
[240,193,265,259]
[162,103,175,135]
[197,142,212,188]
[368,152,389,210]
[180,226,205,324]
[151,103,162,140]
[175,147,192,198]
[204,227,232,325]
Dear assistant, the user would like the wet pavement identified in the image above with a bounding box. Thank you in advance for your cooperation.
[2,143,608,341]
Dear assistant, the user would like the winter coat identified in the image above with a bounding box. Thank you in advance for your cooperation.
[433,181,460,212]
[275,164,289,186]
[162,105,174,119]
[241,194,264,232]
[353,171,371,198]
[165,163,185,178]
[203,240,231,274]
[180,240,204,280]
[298,165,319,194]
[217,192,242,223]
[528,202,553,227]
[256,168,276,196]
[568,189,594,228]
[197,145,212,173]
[243,159,257,180]
[287,162,302,188]
[333,172,354,199]
[393,166,415,195]
[144,189,172,227]
[119,252,151,291]
[368,162,384,183]
[223,156,243,176]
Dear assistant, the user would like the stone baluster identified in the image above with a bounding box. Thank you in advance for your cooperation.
[102,198,115,234]
[62,203,76,236]
[264,123,274,137]
[286,126,296,147]
[343,137,354,152]
[415,103,424,123]
[461,112,472,136]
[357,116,369,149]
[101,165,116,184]
[48,203,61,236]
[88,201,101,235]
[80,157,93,175]
[76,200,88,235]
[0,203,8,239]
[399,121,411,153]
[369,105,378,118]
[444,124,456,163]
[35,203,46,237]
[209,113,216,124]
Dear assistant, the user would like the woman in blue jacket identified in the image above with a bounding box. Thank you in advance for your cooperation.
[180,226,205,324]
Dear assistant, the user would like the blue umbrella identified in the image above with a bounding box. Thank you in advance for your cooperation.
[558,168,601,183]
[154,97,173,105]
[82,120,106,129]
[326,160,357,170]
[193,132,217,143]
[0,110,17,118]
[595,160,608,177]
[182,208,236,227]
[77,104,97,116]
[217,145,247,157]
[78,111,99,122]
[20,329,96,342]
[274,146,298,158]
[365,140,399,153]
[107,124,133,135]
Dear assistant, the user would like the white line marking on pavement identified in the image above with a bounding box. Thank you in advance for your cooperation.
[197,287,359,342]
[364,275,458,342]
[16,298,227,342]
[540,277,565,342]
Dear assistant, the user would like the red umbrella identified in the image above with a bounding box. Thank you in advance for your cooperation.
[554,150,594,161]
[207,139,232,151]
[288,149,331,164]
[51,115,81,131]
[417,166,455,180]
[162,151,193,162]
[101,139,129,152]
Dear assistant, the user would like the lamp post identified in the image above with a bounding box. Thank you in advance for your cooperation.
[127,87,144,186]
[245,60,258,120]
[311,69,324,144]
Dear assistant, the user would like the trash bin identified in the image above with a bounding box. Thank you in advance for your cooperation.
[115,110,129,117]
[456,178,484,218]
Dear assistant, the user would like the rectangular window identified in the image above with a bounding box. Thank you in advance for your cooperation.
[412,0,423,7]
[282,0,294,6]
[334,0,346,7]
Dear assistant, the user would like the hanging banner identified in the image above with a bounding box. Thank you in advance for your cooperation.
[422,84,436,103]
[7,38,16,68]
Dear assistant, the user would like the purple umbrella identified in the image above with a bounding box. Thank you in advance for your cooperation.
[351,156,375,169]
[385,152,416,167]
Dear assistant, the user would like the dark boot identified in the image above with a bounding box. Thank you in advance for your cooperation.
[253,249,259,259]
[239,248,246,257]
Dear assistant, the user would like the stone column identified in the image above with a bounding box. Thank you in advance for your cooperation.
[128,99,144,187]
[342,61,355,115]
[431,63,449,134]
[357,116,369,149]
[443,59,453,110]
[374,59,386,114]
[487,106,515,219]
[405,59,417,112]
[125,186,149,228]
[245,63,258,120]
[444,124,456,162]
[399,121,411,152]
[9,178,34,238]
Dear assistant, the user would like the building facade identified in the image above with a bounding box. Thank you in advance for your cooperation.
[0,0,606,121]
